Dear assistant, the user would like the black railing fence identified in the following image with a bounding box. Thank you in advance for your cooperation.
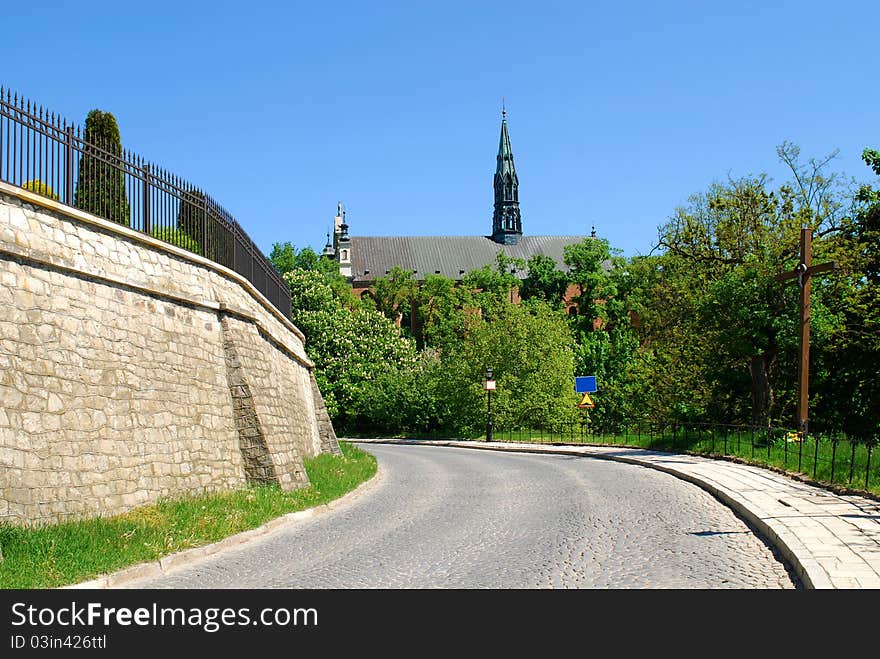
[0,88,291,319]
[492,420,879,495]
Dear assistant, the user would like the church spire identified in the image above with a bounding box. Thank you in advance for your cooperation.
[492,106,522,245]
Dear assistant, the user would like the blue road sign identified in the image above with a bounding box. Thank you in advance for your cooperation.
[575,376,597,393]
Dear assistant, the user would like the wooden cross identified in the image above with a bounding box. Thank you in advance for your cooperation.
[774,227,837,435]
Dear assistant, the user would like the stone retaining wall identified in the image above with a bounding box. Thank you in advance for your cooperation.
[0,182,339,525]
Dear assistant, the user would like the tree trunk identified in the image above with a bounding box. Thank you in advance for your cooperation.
[749,347,776,426]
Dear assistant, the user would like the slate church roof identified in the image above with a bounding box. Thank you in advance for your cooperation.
[349,235,587,284]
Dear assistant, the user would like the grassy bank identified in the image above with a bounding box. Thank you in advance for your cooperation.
[0,441,376,589]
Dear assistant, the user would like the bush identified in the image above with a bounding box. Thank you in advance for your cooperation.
[22,179,58,200]
[150,226,201,254]
[176,190,234,266]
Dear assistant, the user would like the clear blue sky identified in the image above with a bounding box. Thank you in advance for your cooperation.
[3,1,877,258]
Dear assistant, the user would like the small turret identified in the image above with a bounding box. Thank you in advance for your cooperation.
[321,230,335,258]
[338,210,352,278]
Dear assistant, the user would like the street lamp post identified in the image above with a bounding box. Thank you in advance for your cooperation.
[485,367,495,442]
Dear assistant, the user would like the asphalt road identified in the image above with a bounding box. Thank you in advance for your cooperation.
[123,444,798,588]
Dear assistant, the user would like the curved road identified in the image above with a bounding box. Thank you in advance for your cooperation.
[124,444,798,588]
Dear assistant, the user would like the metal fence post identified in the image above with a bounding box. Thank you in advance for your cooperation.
[142,164,150,234]
[784,429,789,468]
[64,125,74,205]
[830,438,837,484]
[798,426,803,472]
[866,442,873,491]
[202,194,209,258]
[849,441,856,487]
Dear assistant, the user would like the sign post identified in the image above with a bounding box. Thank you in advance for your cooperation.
[575,376,597,409]
[484,367,495,442]
[575,376,597,394]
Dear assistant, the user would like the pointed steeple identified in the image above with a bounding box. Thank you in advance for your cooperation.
[492,106,522,244]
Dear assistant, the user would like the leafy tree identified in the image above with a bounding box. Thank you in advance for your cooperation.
[272,241,357,309]
[460,251,524,316]
[369,266,419,327]
[559,237,639,426]
[563,237,623,323]
[819,148,880,440]
[270,242,338,277]
[284,268,418,428]
[651,156,843,426]
[415,273,466,348]
[74,110,130,226]
[520,253,569,304]
[431,299,579,434]
[349,352,444,435]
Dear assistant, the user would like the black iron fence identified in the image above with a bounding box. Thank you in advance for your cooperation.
[0,88,291,319]
[491,420,879,496]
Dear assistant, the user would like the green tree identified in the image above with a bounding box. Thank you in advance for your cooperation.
[432,299,579,434]
[651,156,843,426]
[369,266,419,327]
[415,273,466,348]
[559,237,639,427]
[270,242,338,277]
[819,148,880,440]
[272,242,358,309]
[563,237,623,322]
[284,268,418,428]
[74,110,130,226]
[520,253,569,304]
[460,251,524,316]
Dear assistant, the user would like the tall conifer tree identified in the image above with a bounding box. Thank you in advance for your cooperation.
[74,110,130,226]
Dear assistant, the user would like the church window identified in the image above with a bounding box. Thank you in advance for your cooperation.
[341,249,348,261]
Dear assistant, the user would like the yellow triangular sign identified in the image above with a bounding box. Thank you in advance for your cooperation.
[578,392,594,409]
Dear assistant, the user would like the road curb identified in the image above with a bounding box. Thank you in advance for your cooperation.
[62,463,385,589]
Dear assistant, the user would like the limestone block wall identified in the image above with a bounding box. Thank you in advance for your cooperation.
[0,182,340,525]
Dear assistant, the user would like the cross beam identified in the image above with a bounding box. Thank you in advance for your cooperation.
[774,228,837,434]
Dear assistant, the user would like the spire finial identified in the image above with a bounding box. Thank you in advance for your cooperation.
[502,97,506,120]
[591,225,597,238]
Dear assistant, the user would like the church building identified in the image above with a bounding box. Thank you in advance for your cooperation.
[323,110,593,297]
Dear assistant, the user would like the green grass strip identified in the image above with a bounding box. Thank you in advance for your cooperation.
[0,441,376,589]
